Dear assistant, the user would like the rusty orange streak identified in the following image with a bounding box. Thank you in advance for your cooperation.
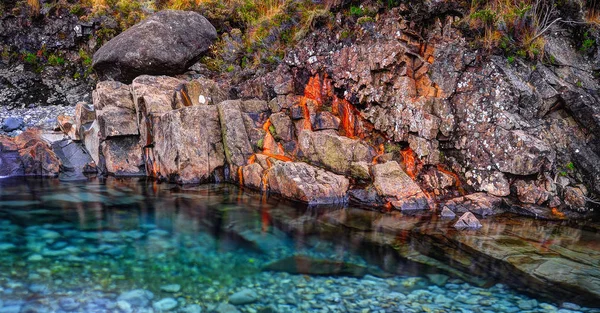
[237,166,244,185]
[298,98,313,131]
[372,144,385,164]
[400,148,417,179]
[551,207,566,219]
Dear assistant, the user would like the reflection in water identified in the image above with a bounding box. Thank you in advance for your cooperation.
[0,177,598,312]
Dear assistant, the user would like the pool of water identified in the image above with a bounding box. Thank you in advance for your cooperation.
[0,178,598,313]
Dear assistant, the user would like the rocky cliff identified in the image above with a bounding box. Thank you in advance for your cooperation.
[1,1,599,220]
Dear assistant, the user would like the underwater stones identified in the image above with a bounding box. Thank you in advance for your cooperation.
[92,10,217,82]
[228,289,258,305]
[160,284,181,293]
[152,105,225,184]
[101,136,145,176]
[453,212,482,229]
[58,297,80,311]
[265,162,349,204]
[214,303,240,313]
[153,298,178,312]
[217,100,253,169]
[298,130,374,177]
[263,255,368,277]
[117,289,154,307]
[372,161,428,211]
[445,193,504,217]
[93,81,138,139]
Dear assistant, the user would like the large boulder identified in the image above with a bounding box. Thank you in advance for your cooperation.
[92,10,217,82]
[93,81,139,140]
[100,136,145,176]
[13,129,61,177]
[217,100,254,169]
[372,161,428,211]
[265,161,349,204]
[152,105,225,184]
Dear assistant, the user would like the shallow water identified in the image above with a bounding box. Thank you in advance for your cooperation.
[0,178,598,313]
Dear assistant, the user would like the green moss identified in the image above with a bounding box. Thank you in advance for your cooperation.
[268,125,276,136]
[47,54,65,66]
[566,162,576,171]
[257,138,264,150]
[22,51,37,65]
[349,5,365,17]
[357,16,374,25]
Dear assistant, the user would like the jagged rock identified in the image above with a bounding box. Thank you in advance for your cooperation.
[240,99,269,113]
[564,186,587,209]
[131,75,186,146]
[270,112,293,142]
[265,161,349,204]
[453,212,482,229]
[151,105,225,184]
[514,180,549,205]
[93,81,139,140]
[0,135,24,177]
[242,162,265,190]
[182,78,227,106]
[349,161,371,180]
[372,161,428,211]
[445,193,504,217]
[101,136,145,176]
[56,114,76,140]
[440,207,456,219]
[82,121,100,165]
[92,10,217,82]
[217,100,253,169]
[312,111,340,130]
[74,102,96,140]
[14,130,61,177]
[298,130,374,177]
[52,140,96,181]
[263,255,368,277]
[479,171,510,197]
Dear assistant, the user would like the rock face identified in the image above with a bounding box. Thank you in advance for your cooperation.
[93,81,139,139]
[265,162,349,204]
[92,10,217,82]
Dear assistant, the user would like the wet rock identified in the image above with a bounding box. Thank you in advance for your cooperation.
[74,102,96,140]
[349,161,371,180]
[453,212,482,229]
[160,284,181,293]
[152,105,225,184]
[153,298,178,312]
[82,120,100,165]
[263,255,368,277]
[2,117,24,132]
[0,135,24,177]
[440,207,455,219]
[445,193,504,217]
[270,112,293,142]
[101,136,145,176]
[58,298,80,311]
[372,161,428,211]
[217,100,253,169]
[298,130,374,177]
[93,10,217,82]
[214,303,240,313]
[51,140,96,181]
[229,289,258,305]
[265,161,349,204]
[181,304,202,313]
[117,289,154,307]
[242,162,265,190]
[348,187,382,206]
[93,81,139,139]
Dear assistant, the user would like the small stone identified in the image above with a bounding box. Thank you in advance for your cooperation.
[2,117,24,132]
[561,302,581,310]
[160,284,181,293]
[27,254,43,262]
[181,304,202,313]
[117,289,154,307]
[229,289,258,305]
[117,300,132,313]
[517,299,538,310]
[440,207,456,219]
[215,303,241,313]
[453,212,482,229]
[153,298,178,312]
[58,298,80,311]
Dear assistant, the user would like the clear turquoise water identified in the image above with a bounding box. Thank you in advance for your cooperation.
[0,177,598,313]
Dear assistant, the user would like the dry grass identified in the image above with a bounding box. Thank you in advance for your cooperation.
[586,0,600,25]
[26,0,40,14]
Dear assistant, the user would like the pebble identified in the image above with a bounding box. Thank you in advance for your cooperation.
[58,298,80,311]
[153,298,178,312]
[117,289,154,307]
[229,289,258,305]
[181,304,202,313]
[27,254,43,262]
[160,284,181,293]
[562,302,581,311]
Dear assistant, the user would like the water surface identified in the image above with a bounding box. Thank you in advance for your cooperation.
[0,178,598,313]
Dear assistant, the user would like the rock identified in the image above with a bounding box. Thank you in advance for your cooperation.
[51,140,96,181]
[564,186,587,209]
[514,180,549,205]
[561,302,581,310]
[453,212,482,229]
[181,304,202,313]
[93,81,139,139]
[228,289,258,305]
[58,298,80,311]
[153,298,178,312]
[372,161,428,211]
[101,136,145,176]
[312,111,340,130]
[82,120,100,165]
[56,114,76,139]
[426,274,449,286]
[479,171,511,197]
[74,102,96,140]
[265,161,349,204]
[2,117,24,132]
[117,289,154,307]
[214,303,240,313]
[445,193,504,217]
[263,255,368,277]
[270,112,293,142]
[93,10,217,82]
[14,129,61,177]
[298,130,374,176]
[151,105,225,183]
[242,162,265,190]
[183,78,228,106]
[241,99,269,113]
[0,135,24,177]
[440,207,455,218]
[160,284,181,293]
[217,100,253,169]
[116,300,132,313]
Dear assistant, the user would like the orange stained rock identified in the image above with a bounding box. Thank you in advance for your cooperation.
[400,148,417,179]
[332,97,357,138]
[383,201,393,212]
[261,206,271,232]
[304,75,323,105]
[237,166,244,185]
[372,143,385,165]
[248,154,256,165]
[551,207,566,219]
[298,98,313,131]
